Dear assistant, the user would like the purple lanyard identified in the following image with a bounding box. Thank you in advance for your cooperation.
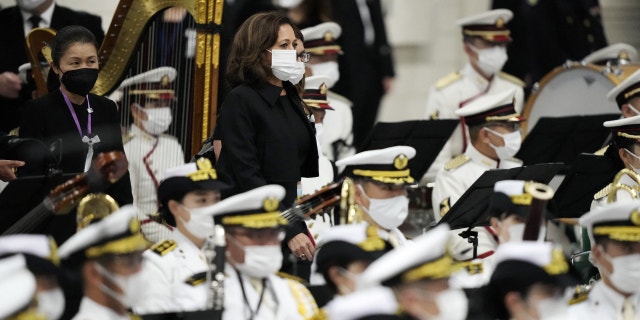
[60,89,92,137]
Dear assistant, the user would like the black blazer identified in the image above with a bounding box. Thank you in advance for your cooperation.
[216,81,319,204]
[0,4,104,132]
[19,90,132,243]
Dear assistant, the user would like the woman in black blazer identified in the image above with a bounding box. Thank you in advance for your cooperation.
[19,25,132,244]
[216,12,319,280]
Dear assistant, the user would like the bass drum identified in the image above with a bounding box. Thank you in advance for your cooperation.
[522,63,640,135]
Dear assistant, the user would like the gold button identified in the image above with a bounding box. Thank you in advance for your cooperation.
[583,19,591,27]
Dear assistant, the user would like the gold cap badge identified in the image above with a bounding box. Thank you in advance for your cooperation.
[631,210,640,226]
[263,197,279,212]
[394,154,409,170]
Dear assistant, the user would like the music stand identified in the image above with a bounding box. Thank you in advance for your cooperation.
[357,119,459,181]
[552,153,620,218]
[141,310,222,320]
[437,163,564,230]
[516,114,619,166]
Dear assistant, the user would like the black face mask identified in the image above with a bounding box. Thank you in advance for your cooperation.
[60,68,99,96]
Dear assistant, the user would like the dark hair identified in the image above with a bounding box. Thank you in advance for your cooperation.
[51,25,98,67]
[226,12,299,88]
[294,0,332,29]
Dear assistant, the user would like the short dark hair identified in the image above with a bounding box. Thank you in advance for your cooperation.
[51,25,98,67]
[226,12,299,88]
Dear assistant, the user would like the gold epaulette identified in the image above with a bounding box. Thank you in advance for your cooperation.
[497,72,526,87]
[594,145,609,156]
[594,183,612,200]
[459,261,484,275]
[310,310,328,320]
[445,154,470,171]
[122,132,135,145]
[439,198,451,217]
[276,271,306,284]
[435,71,462,90]
[569,284,592,305]
[150,239,176,256]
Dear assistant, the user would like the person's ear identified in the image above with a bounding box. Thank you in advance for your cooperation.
[168,199,185,220]
[49,61,60,76]
[480,127,492,144]
[490,217,501,233]
[504,291,524,318]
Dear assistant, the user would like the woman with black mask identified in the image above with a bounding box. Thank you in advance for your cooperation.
[19,25,132,244]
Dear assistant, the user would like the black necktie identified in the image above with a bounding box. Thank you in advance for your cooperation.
[28,15,41,29]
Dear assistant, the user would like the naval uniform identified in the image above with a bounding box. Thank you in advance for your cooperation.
[124,124,184,242]
[423,64,524,182]
[72,297,131,320]
[591,172,639,210]
[567,281,640,320]
[323,91,355,162]
[133,230,209,313]
[432,144,522,222]
[223,263,319,320]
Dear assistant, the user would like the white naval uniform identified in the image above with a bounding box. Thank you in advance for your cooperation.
[133,230,209,314]
[422,64,524,182]
[320,286,399,320]
[431,143,522,222]
[381,227,410,248]
[124,124,185,242]
[568,281,640,320]
[324,91,355,162]
[223,263,318,320]
[591,173,639,210]
[72,297,131,320]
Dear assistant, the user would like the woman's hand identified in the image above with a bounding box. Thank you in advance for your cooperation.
[288,233,315,261]
[0,159,24,182]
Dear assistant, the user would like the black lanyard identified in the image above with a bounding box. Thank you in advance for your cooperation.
[235,269,267,320]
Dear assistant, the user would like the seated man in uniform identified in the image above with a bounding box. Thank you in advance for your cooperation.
[0,234,65,320]
[568,201,640,319]
[607,69,640,119]
[210,185,318,319]
[310,223,392,307]
[302,21,354,162]
[133,158,229,313]
[423,9,524,182]
[0,254,42,319]
[113,66,186,243]
[593,115,640,209]
[344,224,467,320]
[57,205,148,319]
[335,146,416,247]
[582,43,638,66]
[481,242,580,320]
[432,88,523,221]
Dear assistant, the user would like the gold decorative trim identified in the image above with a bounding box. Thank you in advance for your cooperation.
[221,212,288,228]
[306,45,342,55]
[462,30,510,37]
[485,113,520,122]
[624,88,640,100]
[445,154,470,171]
[85,232,148,258]
[510,194,533,205]
[402,255,457,282]
[593,226,640,242]
[352,169,410,178]
[543,248,569,275]
[617,132,640,140]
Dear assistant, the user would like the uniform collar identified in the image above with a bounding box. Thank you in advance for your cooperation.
[130,124,157,142]
[463,63,491,91]
[595,280,640,314]
[78,296,130,320]
[466,143,498,169]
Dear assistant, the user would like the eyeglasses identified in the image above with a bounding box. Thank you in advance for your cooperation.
[298,52,311,63]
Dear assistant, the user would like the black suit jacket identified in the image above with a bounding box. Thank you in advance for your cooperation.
[0,4,104,132]
[19,90,132,243]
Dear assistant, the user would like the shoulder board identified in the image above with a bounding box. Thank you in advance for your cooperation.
[184,272,206,286]
[327,90,353,106]
[435,71,462,90]
[569,284,591,305]
[276,271,306,284]
[497,72,526,87]
[439,198,451,217]
[594,145,609,156]
[445,154,470,171]
[594,183,612,200]
[150,239,177,256]
[122,132,135,145]
[507,157,524,165]
[459,261,484,275]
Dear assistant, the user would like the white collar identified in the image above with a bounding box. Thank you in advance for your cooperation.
[595,280,640,313]
[462,63,492,91]
[77,296,130,320]
[465,143,498,169]
[130,124,157,141]
[20,2,55,27]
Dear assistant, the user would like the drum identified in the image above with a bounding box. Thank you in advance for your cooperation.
[522,62,640,135]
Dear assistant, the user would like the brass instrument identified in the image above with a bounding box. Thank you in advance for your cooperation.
[607,168,640,203]
[339,177,362,224]
[522,181,554,241]
[76,193,119,230]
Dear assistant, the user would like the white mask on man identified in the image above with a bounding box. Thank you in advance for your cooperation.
[136,104,172,135]
[469,45,508,76]
[484,127,522,160]
[309,61,340,88]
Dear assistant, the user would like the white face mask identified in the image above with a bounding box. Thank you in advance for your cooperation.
[139,105,172,135]
[95,263,146,308]
[270,49,306,85]
[499,222,546,243]
[309,61,340,88]
[484,127,522,160]
[624,149,640,174]
[536,297,570,320]
[358,185,409,230]
[422,288,468,320]
[179,205,215,240]
[229,235,283,278]
[36,288,65,320]
[469,45,508,76]
[17,0,46,11]
[599,248,640,294]
[274,0,303,8]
